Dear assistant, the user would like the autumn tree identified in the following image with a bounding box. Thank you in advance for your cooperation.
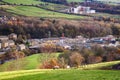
[40,43,56,53]
[59,51,85,68]
[10,51,25,59]
[70,52,84,67]
[38,53,58,69]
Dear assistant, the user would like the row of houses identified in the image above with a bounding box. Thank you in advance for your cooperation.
[0,33,26,52]
[27,35,120,51]
[0,33,119,55]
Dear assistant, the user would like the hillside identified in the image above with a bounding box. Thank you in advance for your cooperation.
[67,0,119,3]
[97,0,120,3]
[0,5,85,19]
[0,69,120,80]
[67,0,84,2]
[3,0,44,5]
[2,0,69,11]
[3,0,85,3]
[0,52,120,72]
[0,53,60,72]
[2,0,69,10]
[80,61,120,70]
[3,6,84,19]
[0,0,86,19]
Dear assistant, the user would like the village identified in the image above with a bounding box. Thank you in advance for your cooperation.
[0,33,120,56]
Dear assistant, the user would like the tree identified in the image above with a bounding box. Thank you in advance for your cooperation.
[58,50,71,66]
[10,51,25,59]
[40,43,56,53]
[70,52,84,67]
[17,34,24,44]
[58,57,66,68]
[38,53,57,69]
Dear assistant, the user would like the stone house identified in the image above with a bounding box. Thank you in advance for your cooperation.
[18,44,26,51]
[1,41,9,48]
[8,40,15,47]
[9,33,17,40]
[0,36,8,41]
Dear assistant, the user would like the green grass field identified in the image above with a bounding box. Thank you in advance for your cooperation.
[0,53,60,72]
[0,53,120,80]
[4,6,84,19]
[0,69,120,80]
[3,0,69,11]
[90,13,120,19]
[97,0,120,5]
[79,61,120,70]
[2,0,84,19]
[4,0,85,4]
[67,0,84,2]
[97,0,120,3]
[0,52,120,72]
[3,0,44,5]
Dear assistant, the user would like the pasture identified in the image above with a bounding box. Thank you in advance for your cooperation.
[3,0,44,5]
[97,0,120,3]
[67,0,84,2]
[0,69,120,80]
[80,61,120,70]
[0,53,60,71]
[0,52,120,72]
[4,6,84,19]
[3,0,85,4]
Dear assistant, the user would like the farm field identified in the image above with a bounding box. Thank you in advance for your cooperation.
[3,6,84,19]
[90,13,120,19]
[67,0,84,2]
[3,0,85,4]
[3,0,69,11]
[3,0,44,5]
[97,0,120,5]
[0,69,120,80]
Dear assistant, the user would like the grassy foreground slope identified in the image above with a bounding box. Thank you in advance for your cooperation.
[80,60,120,70]
[0,52,120,72]
[0,54,39,71]
[0,69,120,80]
[4,6,84,19]
[97,0,120,3]
[0,53,60,72]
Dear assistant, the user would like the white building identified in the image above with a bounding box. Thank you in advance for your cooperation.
[67,6,96,14]
[0,36,9,41]
[90,10,96,13]
[9,33,17,40]
[27,39,40,46]
[18,44,26,50]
